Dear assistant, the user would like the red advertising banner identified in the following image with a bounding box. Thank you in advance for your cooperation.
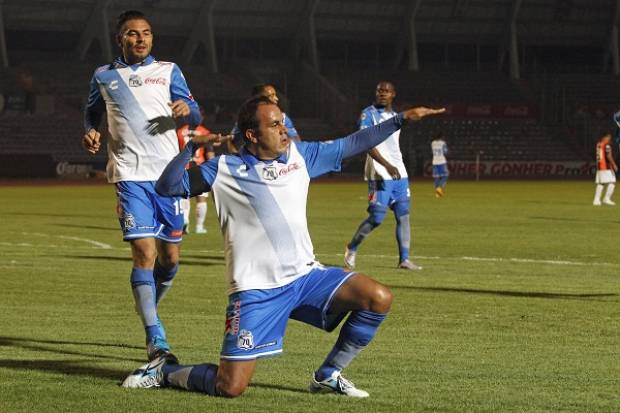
[424,160,595,178]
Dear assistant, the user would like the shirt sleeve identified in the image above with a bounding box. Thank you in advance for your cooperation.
[198,156,219,187]
[284,114,299,138]
[170,63,202,127]
[295,140,344,178]
[358,109,375,130]
[83,69,105,132]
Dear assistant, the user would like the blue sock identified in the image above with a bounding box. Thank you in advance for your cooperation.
[394,201,411,262]
[316,310,387,381]
[154,260,178,305]
[130,268,163,342]
[434,177,441,188]
[348,217,381,250]
[163,363,219,395]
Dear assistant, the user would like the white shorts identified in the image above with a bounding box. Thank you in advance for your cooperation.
[595,170,616,184]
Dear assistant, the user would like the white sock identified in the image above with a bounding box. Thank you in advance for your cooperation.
[594,184,604,203]
[604,183,615,201]
[196,202,207,229]
[180,198,190,225]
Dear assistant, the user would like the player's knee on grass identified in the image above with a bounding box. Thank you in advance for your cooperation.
[367,204,388,226]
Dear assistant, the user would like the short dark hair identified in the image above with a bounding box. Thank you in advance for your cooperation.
[116,10,151,35]
[250,83,275,97]
[237,96,275,142]
[377,80,396,91]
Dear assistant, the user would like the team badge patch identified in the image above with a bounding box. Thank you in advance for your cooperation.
[237,330,255,350]
[128,74,143,87]
[225,299,241,336]
[121,213,136,231]
[262,166,278,181]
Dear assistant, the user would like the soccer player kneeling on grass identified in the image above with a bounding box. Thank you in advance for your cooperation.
[120,96,444,397]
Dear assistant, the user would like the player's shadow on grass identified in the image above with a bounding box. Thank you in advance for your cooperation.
[529,215,620,224]
[0,336,145,363]
[59,255,224,267]
[394,286,618,301]
[250,382,310,394]
[6,211,109,219]
[54,223,118,231]
[0,359,128,382]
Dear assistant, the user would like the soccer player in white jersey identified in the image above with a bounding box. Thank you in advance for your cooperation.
[344,81,422,271]
[120,96,444,397]
[431,133,449,197]
[82,10,201,362]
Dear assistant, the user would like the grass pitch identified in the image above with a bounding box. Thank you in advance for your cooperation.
[0,179,618,412]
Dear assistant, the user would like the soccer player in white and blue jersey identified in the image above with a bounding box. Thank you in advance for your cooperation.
[431,133,449,197]
[82,10,201,362]
[345,81,423,271]
[120,96,444,397]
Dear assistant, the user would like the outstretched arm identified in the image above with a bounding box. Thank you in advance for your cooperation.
[156,133,229,197]
[341,107,445,159]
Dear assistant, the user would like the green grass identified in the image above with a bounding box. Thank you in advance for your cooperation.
[0,180,618,412]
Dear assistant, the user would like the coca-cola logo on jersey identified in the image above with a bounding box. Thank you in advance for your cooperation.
[278,163,301,176]
[144,77,167,86]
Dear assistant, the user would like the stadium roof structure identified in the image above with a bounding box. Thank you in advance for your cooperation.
[2,0,620,75]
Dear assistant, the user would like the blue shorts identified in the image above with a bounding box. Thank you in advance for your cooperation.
[368,178,410,209]
[220,266,355,360]
[115,181,184,242]
[432,164,449,178]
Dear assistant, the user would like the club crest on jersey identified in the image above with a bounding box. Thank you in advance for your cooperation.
[262,166,278,181]
[128,74,143,87]
[237,330,254,350]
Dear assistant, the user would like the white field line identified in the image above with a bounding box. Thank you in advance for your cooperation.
[20,232,112,249]
[3,240,618,267]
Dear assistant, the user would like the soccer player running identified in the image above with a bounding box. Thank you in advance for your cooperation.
[431,133,449,198]
[121,95,444,397]
[344,81,423,271]
[82,10,201,361]
[593,132,617,206]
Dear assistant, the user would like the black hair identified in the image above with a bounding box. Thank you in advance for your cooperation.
[250,83,275,97]
[237,96,274,142]
[116,10,151,35]
[377,80,396,92]
[433,132,444,140]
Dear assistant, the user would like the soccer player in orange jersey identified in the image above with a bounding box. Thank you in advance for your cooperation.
[593,133,617,206]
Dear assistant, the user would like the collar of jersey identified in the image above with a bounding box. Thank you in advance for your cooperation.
[113,55,156,69]
[371,104,394,115]
[239,147,288,167]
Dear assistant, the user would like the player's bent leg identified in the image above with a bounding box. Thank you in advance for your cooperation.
[312,274,392,398]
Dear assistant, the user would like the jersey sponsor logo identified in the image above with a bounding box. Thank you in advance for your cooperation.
[255,340,277,350]
[128,74,143,87]
[262,165,278,181]
[224,299,241,336]
[278,163,301,177]
[237,329,255,350]
[144,77,167,86]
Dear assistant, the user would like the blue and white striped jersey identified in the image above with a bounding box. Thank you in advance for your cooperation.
[84,55,200,182]
[195,140,343,293]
